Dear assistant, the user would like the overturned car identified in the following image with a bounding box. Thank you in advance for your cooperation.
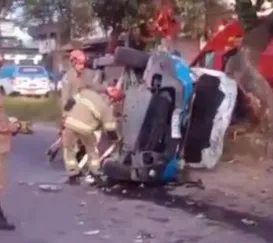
[84,47,238,184]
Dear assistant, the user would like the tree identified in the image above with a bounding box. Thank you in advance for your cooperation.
[92,0,155,51]
[0,0,14,17]
[172,0,231,38]
[229,0,273,132]
[19,0,95,42]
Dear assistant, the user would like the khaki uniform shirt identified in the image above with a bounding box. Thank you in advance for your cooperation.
[0,107,11,154]
[61,68,105,109]
[64,89,117,136]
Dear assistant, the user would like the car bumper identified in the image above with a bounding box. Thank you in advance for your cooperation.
[13,88,51,96]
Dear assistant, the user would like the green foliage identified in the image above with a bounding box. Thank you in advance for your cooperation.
[18,0,94,40]
[4,95,61,122]
[172,0,230,37]
[0,0,14,17]
[92,0,155,33]
[92,0,138,31]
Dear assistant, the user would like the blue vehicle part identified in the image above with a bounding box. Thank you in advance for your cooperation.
[0,65,16,95]
[161,54,193,182]
[0,65,16,79]
[101,50,194,184]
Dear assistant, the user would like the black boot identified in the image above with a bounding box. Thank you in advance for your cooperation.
[0,204,15,231]
[66,173,82,186]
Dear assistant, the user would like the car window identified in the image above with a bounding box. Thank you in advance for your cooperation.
[17,66,46,75]
[0,65,16,78]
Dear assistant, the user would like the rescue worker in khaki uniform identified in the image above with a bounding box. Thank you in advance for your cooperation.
[0,54,21,230]
[61,49,123,184]
[61,49,106,110]
[63,87,121,183]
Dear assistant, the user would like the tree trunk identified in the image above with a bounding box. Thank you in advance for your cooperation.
[106,26,122,54]
[231,1,273,133]
[235,0,259,32]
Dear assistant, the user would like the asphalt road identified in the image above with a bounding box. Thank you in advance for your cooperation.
[0,124,269,243]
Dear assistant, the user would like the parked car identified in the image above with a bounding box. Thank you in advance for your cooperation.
[11,65,51,97]
[0,77,13,95]
[0,65,15,95]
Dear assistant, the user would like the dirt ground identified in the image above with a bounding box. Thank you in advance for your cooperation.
[172,130,273,219]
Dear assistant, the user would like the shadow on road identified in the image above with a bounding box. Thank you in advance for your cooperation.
[100,182,273,243]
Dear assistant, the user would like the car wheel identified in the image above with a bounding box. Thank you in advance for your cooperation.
[114,47,150,69]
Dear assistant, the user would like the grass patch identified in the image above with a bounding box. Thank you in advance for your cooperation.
[4,94,61,122]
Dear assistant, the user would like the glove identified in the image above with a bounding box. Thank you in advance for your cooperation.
[106,86,125,102]
[64,98,76,111]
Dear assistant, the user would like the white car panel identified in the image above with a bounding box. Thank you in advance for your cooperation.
[12,77,51,96]
[0,78,13,95]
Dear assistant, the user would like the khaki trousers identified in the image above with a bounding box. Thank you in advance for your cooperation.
[62,128,100,176]
[0,154,7,194]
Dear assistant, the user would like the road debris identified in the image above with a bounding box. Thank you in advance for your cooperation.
[122,189,128,194]
[196,213,205,219]
[84,175,96,185]
[139,183,145,188]
[38,184,62,192]
[18,181,27,185]
[136,230,154,240]
[105,187,112,193]
[84,229,100,236]
[184,179,205,190]
[241,218,257,226]
[80,200,87,207]
[87,190,97,195]
[186,200,195,206]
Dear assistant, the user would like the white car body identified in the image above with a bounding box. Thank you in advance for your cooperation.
[12,66,51,96]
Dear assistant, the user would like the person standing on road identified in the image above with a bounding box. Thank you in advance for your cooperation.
[60,49,105,179]
[62,86,123,184]
[0,54,21,230]
[61,49,106,110]
[61,49,124,184]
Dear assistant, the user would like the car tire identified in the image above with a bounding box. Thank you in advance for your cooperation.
[114,47,150,69]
